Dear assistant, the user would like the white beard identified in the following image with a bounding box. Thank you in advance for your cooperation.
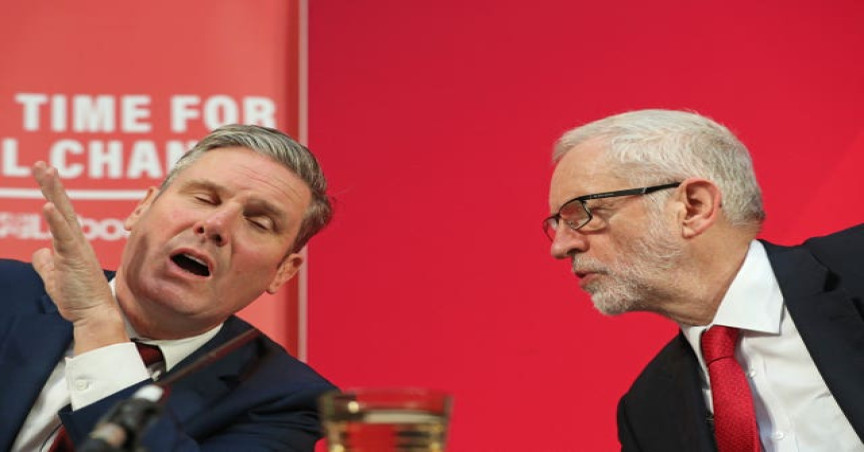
[573,213,684,315]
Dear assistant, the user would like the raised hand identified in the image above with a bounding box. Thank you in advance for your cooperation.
[31,161,128,354]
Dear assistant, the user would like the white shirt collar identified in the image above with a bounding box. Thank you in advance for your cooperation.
[681,240,784,353]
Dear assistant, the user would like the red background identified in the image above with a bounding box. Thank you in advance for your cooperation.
[1,1,863,451]
[305,1,864,450]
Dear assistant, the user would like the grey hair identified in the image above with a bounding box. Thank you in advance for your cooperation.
[163,124,332,252]
[553,109,764,227]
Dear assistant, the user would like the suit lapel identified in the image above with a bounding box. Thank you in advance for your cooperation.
[656,334,716,451]
[766,243,864,441]
[159,317,257,432]
[0,295,72,450]
[622,334,716,451]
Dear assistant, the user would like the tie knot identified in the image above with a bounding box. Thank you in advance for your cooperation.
[701,325,740,364]
[134,340,165,367]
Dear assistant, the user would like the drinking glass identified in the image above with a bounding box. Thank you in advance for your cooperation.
[319,387,453,452]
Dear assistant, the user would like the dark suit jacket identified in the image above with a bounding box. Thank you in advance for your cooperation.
[617,224,864,451]
[0,259,337,451]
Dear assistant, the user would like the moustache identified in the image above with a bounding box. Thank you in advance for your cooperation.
[570,255,607,275]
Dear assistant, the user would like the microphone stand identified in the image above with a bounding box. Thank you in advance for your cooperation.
[78,386,164,452]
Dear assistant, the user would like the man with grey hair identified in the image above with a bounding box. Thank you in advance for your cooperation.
[545,109,864,451]
[1,125,336,451]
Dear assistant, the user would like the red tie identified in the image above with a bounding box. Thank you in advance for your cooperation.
[134,341,165,368]
[49,342,164,451]
[701,326,761,452]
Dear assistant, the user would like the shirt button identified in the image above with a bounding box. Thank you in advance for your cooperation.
[772,431,786,440]
[74,379,90,391]
[747,369,757,378]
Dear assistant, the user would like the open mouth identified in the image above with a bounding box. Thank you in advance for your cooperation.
[171,253,211,277]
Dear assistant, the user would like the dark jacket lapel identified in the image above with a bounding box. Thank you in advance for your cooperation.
[158,317,259,433]
[619,333,716,451]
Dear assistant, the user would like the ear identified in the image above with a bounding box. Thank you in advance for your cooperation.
[266,252,305,294]
[124,187,160,231]
[676,178,722,239]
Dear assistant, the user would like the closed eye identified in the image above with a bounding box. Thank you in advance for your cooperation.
[247,216,274,231]
[194,194,218,205]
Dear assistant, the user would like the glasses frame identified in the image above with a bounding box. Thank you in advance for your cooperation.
[543,182,681,240]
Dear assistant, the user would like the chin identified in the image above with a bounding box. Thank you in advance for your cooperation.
[133,281,202,314]
[589,291,639,316]
[593,302,631,316]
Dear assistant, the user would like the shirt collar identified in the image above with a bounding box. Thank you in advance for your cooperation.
[681,240,784,351]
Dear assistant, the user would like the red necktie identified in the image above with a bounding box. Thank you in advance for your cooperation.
[701,326,761,452]
[49,342,164,452]
[134,341,165,368]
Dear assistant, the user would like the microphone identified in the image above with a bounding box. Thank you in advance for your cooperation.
[77,328,261,451]
[78,385,164,452]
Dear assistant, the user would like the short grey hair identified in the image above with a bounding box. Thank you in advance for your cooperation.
[554,109,764,227]
[163,124,332,252]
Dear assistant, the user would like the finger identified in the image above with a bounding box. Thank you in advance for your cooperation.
[41,202,81,252]
[32,162,79,228]
[33,162,88,250]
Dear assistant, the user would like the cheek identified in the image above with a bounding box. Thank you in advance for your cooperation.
[589,236,620,260]
[230,242,287,273]
[594,236,637,270]
[137,202,190,228]
[164,205,200,226]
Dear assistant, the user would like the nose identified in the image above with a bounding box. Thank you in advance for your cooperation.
[194,207,236,246]
[550,224,589,259]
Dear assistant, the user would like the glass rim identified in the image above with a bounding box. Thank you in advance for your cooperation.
[318,387,453,415]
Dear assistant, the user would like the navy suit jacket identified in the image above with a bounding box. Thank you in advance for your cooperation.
[617,224,864,451]
[0,259,337,451]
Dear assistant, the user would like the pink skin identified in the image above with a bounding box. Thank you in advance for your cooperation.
[31,162,127,354]
[114,146,310,339]
[548,140,683,315]
[548,142,642,288]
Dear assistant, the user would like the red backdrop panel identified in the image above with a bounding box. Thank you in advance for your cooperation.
[0,0,306,354]
[307,1,864,451]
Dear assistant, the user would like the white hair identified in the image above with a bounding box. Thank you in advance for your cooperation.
[554,109,764,227]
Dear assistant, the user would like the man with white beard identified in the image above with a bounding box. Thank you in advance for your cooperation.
[544,109,864,452]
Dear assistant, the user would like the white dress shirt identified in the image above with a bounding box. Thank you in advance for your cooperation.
[12,279,222,452]
[681,240,862,452]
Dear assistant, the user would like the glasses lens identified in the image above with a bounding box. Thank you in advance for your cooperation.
[559,199,589,230]
[544,199,590,241]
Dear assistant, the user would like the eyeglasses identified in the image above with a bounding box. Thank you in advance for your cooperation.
[543,182,681,241]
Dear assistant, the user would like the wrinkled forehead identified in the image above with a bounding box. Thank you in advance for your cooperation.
[548,140,622,210]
